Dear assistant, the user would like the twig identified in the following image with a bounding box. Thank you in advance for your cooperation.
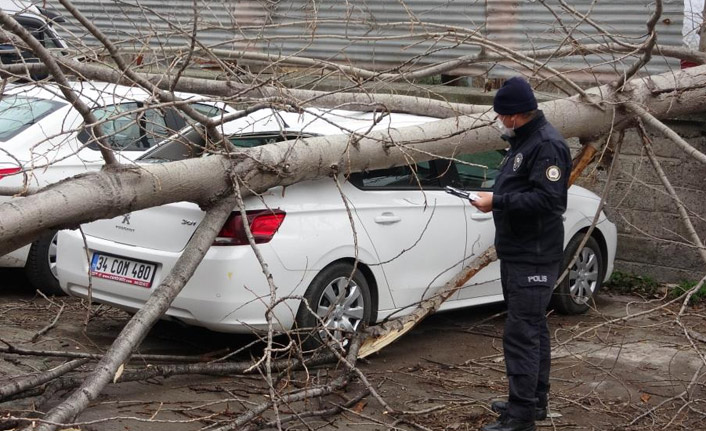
[57,0,224,142]
[30,303,65,343]
[556,126,622,287]
[628,363,705,425]
[240,389,370,431]
[210,336,363,431]
[0,343,234,364]
[0,359,89,401]
[231,177,283,428]
[614,0,662,89]
[0,10,117,165]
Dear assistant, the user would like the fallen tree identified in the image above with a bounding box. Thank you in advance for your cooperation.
[1,64,705,256]
[0,0,705,429]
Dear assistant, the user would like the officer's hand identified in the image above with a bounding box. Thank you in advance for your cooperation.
[471,192,493,213]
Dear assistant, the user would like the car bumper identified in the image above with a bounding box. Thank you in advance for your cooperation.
[57,230,314,333]
[602,218,618,282]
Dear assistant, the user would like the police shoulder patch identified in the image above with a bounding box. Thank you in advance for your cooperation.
[546,165,561,181]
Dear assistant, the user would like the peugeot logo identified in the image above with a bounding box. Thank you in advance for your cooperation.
[121,214,131,225]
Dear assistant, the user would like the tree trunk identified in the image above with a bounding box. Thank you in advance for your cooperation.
[1,65,705,257]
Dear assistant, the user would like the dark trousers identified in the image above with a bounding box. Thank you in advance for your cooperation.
[500,260,559,422]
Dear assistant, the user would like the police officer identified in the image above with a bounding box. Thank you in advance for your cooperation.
[472,77,571,431]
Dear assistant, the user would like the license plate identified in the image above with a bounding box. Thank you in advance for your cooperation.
[90,253,157,288]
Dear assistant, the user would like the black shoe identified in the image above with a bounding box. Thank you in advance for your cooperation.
[480,416,535,431]
[490,401,547,421]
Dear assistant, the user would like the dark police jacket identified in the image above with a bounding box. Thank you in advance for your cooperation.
[491,111,572,264]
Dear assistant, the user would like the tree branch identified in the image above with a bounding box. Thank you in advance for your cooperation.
[614,0,662,89]
[0,359,89,401]
[637,121,706,264]
[35,193,239,430]
[0,11,118,165]
[627,101,706,164]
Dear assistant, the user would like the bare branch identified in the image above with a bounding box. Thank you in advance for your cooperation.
[627,101,706,164]
[0,11,118,165]
[637,121,706,264]
[36,192,239,430]
[56,0,228,151]
[614,0,662,89]
[0,359,89,401]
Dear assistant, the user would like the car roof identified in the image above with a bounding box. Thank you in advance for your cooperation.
[281,108,438,134]
[219,107,438,136]
[4,81,226,109]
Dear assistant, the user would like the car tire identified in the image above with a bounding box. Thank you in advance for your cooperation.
[551,234,604,315]
[295,262,372,350]
[25,230,64,296]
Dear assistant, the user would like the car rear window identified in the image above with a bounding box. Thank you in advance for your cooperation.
[0,95,65,142]
[79,102,231,151]
[89,102,170,151]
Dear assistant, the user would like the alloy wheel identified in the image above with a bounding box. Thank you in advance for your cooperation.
[48,232,59,279]
[568,245,600,305]
[315,276,366,344]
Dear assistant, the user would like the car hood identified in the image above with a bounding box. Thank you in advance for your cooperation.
[568,184,601,201]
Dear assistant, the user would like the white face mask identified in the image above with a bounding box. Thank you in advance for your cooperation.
[495,118,515,138]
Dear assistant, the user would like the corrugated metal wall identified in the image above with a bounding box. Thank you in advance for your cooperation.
[53,0,686,81]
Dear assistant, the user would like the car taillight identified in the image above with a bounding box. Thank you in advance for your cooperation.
[214,209,286,246]
[0,167,21,181]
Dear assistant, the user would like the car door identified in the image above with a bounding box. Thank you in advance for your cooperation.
[446,150,506,302]
[345,160,478,310]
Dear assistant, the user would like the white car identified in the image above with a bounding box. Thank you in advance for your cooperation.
[56,109,617,347]
[0,81,236,294]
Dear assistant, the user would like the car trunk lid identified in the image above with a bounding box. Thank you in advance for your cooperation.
[81,202,205,252]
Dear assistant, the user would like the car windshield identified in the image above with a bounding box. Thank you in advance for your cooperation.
[0,95,65,142]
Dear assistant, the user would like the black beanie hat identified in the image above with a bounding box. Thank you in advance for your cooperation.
[493,77,538,115]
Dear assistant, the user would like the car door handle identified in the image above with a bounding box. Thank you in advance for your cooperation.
[374,212,402,224]
[471,212,492,220]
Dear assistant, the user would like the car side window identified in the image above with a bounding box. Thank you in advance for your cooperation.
[450,151,506,190]
[349,161,439,189]
[90,102,161,151]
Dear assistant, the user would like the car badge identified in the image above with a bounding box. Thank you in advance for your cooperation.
[513,153,523,171]
[546,165,562,181]
[181,219,197,226]
[121,214,131,225]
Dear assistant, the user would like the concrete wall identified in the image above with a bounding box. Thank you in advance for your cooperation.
[574,120,706,283]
